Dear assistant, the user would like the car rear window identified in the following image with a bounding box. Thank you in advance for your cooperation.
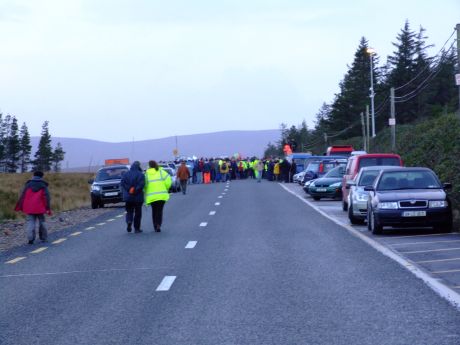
[358,157,400,169]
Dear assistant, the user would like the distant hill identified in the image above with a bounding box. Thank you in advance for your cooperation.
[31,129,280,171]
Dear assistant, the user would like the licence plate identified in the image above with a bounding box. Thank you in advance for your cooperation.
[402,211,426,217]
[316,188,327,192]
[104,192,118,197]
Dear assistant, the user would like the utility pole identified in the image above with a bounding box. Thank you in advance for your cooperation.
[360,112,366,152]
[323,132,328,153]
[366,105,370,152]
[390,87,396,151]
[456,24,460,116]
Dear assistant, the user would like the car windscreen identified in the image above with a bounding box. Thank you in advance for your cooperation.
[358,170,380,186]
[95,167,128,181]
[164,168,174,176]
[324,166,344,178]
[377,171,441,191]
[359,157,400,169]
[306,162,319,172]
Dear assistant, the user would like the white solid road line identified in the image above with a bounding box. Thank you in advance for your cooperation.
[199,222,208,227]
[432,269,460,274]
[5,257,26,264]
[400,247,460,255]
[279,183,460,310]
[116,214,124,218]
[70,231,82,237]
[156,276,177,291]
[52,238,67,245]
[215,202,220,206]
[185,241,197,249]
[30,247,48,254]
[209,211,216,216]
[390,239,460,247]
[382,233,460,240]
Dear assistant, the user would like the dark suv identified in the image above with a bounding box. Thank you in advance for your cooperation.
[89,165,130,209]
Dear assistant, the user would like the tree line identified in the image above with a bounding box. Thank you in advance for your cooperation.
[265,20,458,156]
[0,114,65,173]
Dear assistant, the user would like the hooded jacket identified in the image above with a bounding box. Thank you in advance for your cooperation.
[121,162,145,203]
[15,176,51,215]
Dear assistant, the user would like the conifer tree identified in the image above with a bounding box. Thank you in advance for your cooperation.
[0,113,4,172]
[51,142,65,172]
[33,121,53,172]
[19,122,32,173]
[5,116,20,172]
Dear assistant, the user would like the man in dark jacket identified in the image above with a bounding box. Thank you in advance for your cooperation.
[15,171,51,244]
[121,161,145,233]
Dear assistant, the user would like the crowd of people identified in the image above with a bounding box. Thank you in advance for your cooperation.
[172,157,298,184]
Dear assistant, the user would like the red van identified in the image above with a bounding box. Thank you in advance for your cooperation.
[341,153,403,211]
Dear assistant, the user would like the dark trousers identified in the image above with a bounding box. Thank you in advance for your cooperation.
[180,179,188,194]
[125,201,143,230]
[151,200,166,229]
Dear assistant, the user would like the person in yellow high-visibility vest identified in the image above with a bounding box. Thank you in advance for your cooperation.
[144,160,172,232]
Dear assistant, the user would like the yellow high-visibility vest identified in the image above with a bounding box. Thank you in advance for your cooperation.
[144,167,172,204]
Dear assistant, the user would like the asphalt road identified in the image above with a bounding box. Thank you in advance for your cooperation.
[1,180,460,345]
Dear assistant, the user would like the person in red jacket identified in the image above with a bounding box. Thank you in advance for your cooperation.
[15,171,51,244]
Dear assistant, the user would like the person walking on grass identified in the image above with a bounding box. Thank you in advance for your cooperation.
[176,160,190,194]
[14,171,51,244]
[145,160,172,232]
[121,161,145,233]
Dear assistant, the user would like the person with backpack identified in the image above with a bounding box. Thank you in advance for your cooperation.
[15,171,51,244]
[220,159,229,182]
[121,161,145,233]
[176,160,191,194]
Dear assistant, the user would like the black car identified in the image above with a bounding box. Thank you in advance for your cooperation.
[365,167,453,234]
[89,165,129,209]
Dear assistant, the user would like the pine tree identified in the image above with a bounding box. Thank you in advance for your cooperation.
[19,122,32,173]
[0,114,12,172]
[51,142,65,172]
[33,121,53,172]
[5,116,20,172]
[0,113,4,172]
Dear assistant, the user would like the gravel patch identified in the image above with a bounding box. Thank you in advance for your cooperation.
[0,206,123,252]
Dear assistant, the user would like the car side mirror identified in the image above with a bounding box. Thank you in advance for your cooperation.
[346,181,355,189]
[443,182,452,190]
[88,179,94,184]
[364,185,374,192]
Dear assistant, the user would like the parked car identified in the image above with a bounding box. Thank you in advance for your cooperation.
[342,153,403,212]
[286,153,313,173]
[89,165,130,209]
[308,166,345,200]
[163,167,181,192]
[301,158,347,184]
[346,166,396,224]
[365,167,453,234]
[303,179,315,194]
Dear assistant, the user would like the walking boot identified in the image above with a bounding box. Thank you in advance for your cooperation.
[127,223,132,232]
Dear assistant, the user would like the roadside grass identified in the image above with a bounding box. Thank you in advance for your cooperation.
[0,173,93,221]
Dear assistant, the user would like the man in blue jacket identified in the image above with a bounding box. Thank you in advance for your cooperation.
[121,161,145,233]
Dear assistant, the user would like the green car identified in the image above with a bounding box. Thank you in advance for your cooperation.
[308,166,345,201]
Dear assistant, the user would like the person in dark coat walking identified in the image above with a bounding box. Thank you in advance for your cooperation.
[280,159,291,183]
[121,161,145,233]
[15,171,51,244]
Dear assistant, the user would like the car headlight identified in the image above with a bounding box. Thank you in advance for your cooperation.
[353,192,368,202]
[91,185,101,192]
[330,182,341,188]
[378,202,398,209]
[429,200,448,208]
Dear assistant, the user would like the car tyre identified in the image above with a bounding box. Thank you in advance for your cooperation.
[313,196,321,201]
[91,199,98,209]
[370,210,383,235]
[348,204,364,225]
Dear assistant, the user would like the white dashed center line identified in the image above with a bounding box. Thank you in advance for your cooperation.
[224,189,228,191]
[209,211,216,216]
[156,276,177,291]
[5,257,26,264]
[215,202,220,206]
[185,241,197,249]
[199,222,208,227]
[30,247,48,254]
[218,196,223,198]
[97,223,106,226]
[70,231,82,237]
[107,219,115,222]
[52,238,67,245]
[116,215,124,218]
[85,227,96,231]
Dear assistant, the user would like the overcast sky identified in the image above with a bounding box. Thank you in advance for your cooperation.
[0,0,458,142]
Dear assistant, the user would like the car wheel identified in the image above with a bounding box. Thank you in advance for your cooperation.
[91,199,98,209]
[313,196,321,201]
[342,200,348,211]
[370,211,383,235]
[348,203,364,225]
[99,201,104,208]
[435,219,453,233]
[367,209,372,231]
